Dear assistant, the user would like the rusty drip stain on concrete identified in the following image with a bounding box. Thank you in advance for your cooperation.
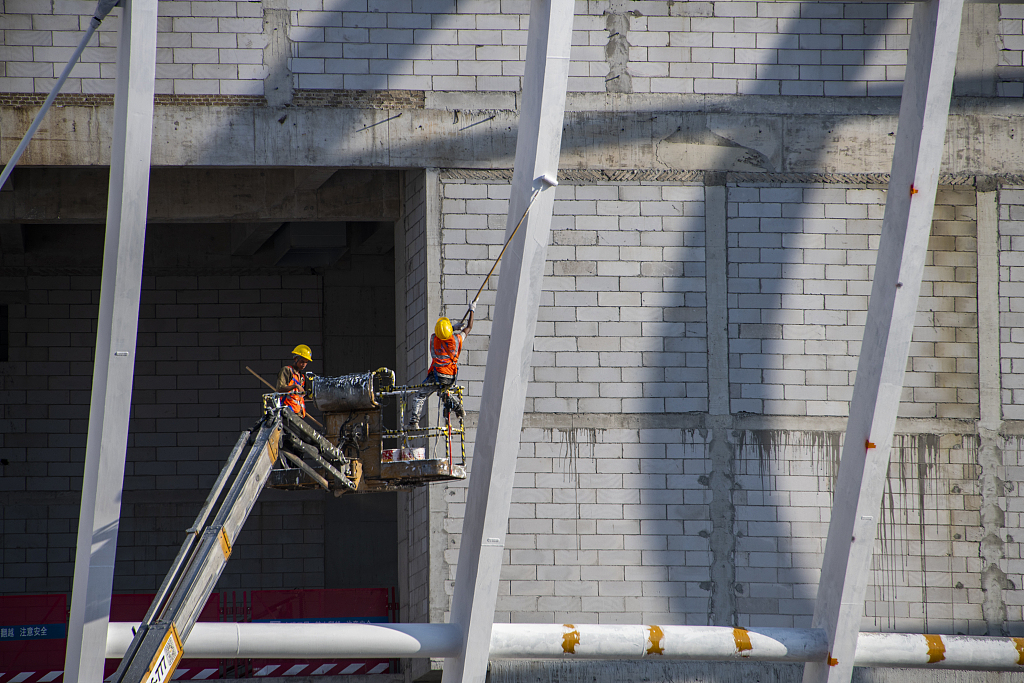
[1013,637,1024,665]
[646,625,665,655]
[732,628,752,656]
[562,624,580,654]
[924,634,946,663]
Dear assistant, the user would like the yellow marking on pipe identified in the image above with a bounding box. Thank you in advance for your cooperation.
[646,625,665,656]
[733,628,752,656]
[924,634,946,664]
[1013,637,1024,665]
[828,652,838,667]
[561,625,580,654]
[219,529,232,560]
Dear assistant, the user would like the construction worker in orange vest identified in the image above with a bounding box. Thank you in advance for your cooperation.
[276,344,312,418]
[408,303,474,430]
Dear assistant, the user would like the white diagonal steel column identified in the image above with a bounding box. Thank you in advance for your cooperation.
[65,1,159,681]
[441,0,574,681]
[802,0,964,682]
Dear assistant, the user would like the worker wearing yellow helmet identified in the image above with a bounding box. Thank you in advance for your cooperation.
[276,344,312,418]
[408,302,475,429]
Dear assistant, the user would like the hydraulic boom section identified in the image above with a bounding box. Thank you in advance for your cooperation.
[113,367,466,683]
[110,415,283,683]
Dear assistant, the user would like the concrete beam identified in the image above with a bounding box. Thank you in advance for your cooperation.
[803,0,965,681]
[0,168,401,224]
[64,0,159,680]
[3,99,1021,176]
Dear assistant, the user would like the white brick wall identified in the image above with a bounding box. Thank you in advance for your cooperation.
[437,179,981,422]
[1001,4,1024,98]
[435,424,1021,632]
[441,180,708,416]
[0,0,266,95]
[728,184,978,419]
[1,0,1021,96]
[734,430,1016,634]
[428,176,1019,632]
[1001,186,1024,419]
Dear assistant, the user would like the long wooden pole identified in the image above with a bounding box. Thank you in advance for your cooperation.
[245,366,324,428]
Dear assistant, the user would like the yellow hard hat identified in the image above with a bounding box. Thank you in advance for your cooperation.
[435,317,453,341]
[291,344,313,362]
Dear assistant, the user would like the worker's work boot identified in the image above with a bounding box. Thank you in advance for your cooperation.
[442,393,465,420]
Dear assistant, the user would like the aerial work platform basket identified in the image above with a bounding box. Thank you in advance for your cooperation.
[267,367,467,493]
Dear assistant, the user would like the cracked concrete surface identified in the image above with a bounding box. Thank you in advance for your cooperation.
[603,0,633,94]
[263,0,293,108]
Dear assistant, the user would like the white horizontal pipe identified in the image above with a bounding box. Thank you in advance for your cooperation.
[106,623,1024,671]
[106,622,462,659]
[491,624,826,662]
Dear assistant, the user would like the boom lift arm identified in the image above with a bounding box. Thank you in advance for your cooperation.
[113,368,466,683]
[111,415,285,683]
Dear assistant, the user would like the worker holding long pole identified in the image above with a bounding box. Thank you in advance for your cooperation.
[408,308,473,430]
[406,174,558,431]
[276,344,313,418]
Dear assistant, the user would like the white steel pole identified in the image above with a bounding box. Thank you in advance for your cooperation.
[65,1,159,681]
[802,0,965,682]
[441,0,575,680]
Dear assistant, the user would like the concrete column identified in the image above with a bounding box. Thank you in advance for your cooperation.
[703,174,736,626]
[425,169,449,678]
[705,176,729,418]
[397,168,449,682]
[954,3,1000,98]
[803,0,965,681]
[975,179,1007,635]
[441,0,575,678]
[262,0,292,107]
[64,1,159,681]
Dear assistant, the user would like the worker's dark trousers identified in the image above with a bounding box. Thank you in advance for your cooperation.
[408,370,455,427]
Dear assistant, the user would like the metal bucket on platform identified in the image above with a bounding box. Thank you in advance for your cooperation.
[309,371,378,412]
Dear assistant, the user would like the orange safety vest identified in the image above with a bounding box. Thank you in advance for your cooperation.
[429,332,463,377]
[282,367,306,417]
